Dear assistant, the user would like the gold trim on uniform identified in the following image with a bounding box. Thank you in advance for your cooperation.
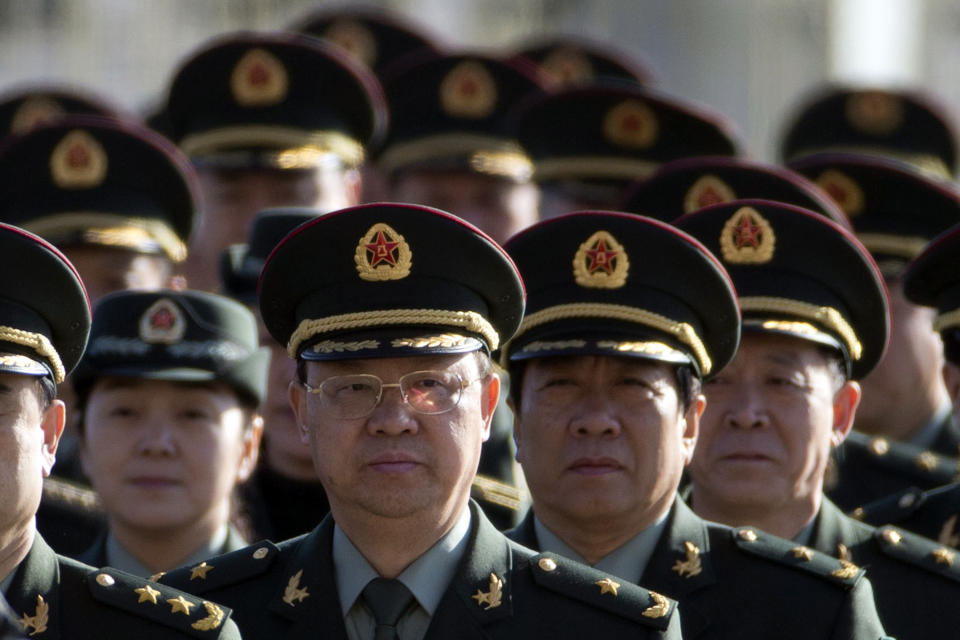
[167,595,194,615]
[311,339,380,354]
[471,573,504,610]
[0,325,64,383]
[471,474,525,511]
[596,340,687,360]
[595,577,620,596]
[603,100,658,149]
[24,212,187,262]
[641,591,670,619]
[671,541,702,578]
[857,233,928,260]
[836,543,851,562]
[231,48,288,107]
[392,334,470,349]
[830,559,860,579]
[282,569,310,606]
[323,19,377,68]
[509,302,711,375]
[439,61,497,119]
[50,129,108,189]
[740,296,862,361]
[931,547,955,566]
[540,48,594,88]
[180,128,364,167]
[684,175,736,213]
[719,206,775,264]
[845,91,903,136]
[533,155,660,181]
[19,595,49,636]
[11,97,65,134]
[354,223,412,281]
[573,230,629,289]
[189,562,213,580]
[814,169,864,217]
[378,134,532,180]
[792,546,814,561]
[135,585,161,604]
[288,309,499,358]
[191,601,226,631]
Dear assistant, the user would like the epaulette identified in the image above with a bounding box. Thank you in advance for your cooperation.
[844,432,957,483]
[731,526,865,589]
[528,552,677,630]
[471,474,526,512]
[157,541,281,594]
[86,567,234,638]
[873,525,960,584]
[42,477,102,513]
[851,486,926,525]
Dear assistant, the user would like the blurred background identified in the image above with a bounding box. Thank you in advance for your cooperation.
[1,0,958,161]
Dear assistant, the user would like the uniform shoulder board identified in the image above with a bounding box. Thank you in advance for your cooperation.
[852,486,925,525]
[873,525,960,584]
[86,567,234,638]
[471,474,526,512]
[845,432,956,483]
[528,552,677,630]
[157,541,280,593]
[731,527,865,589]
[43,477,103,513]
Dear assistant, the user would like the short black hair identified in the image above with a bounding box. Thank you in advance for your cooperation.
[35,376,56,410]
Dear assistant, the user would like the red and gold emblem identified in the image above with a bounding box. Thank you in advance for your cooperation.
[815,169,864,217]
[540,47,595,89]
[439,61,497,119]
[719,206,775,264]
[231,48,289,107]
[684,175,736,213]
[845,91,903,136]
[573,230,629,288]
[11,97,65,134]
[323,19,378,68]
[603,100,657,149]
[50,129,107,189]
[355,223,412,281]
[139,298,186,344]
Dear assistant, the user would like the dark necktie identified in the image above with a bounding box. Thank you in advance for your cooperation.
[362,577,415,640]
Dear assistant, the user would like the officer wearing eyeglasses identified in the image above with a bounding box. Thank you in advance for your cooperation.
[156,203,683,639]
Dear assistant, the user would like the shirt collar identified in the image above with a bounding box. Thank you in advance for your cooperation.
[333,506,472,617]
[105,525,229,577]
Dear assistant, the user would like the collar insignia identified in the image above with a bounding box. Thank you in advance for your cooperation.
[792,546,814,561]
[671,541,702,578]
[938,514,960,548]
[603,99,658,149]
[573,230,629,288]
[932,546,956,566]
[139,298,186,345]
[323,19,377,68]
[355,223,412,281]
[684,174,736,213]
[836,543,852,562]
[642,591,670,618]
[815,169,864,217]
[282,569,310,606]
[50,129,107,189]
[830,559,860,579]
[231,48,288,107]
[440,61,497,119]
[471,572,504,610]
[846,91,903,135]
[540,47,594,88]
[719,206,775,264]
[19,595,49,636]
[11,97,65,134]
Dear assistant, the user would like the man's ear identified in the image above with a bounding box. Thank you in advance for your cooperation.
[479,373,500,444]
[831,381,861,447]
[288,380,311,444]
[681,395,706,464]
[40,399,66,477]
[236,414,264,483]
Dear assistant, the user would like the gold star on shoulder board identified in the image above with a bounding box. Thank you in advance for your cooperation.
[671,541,702,578]
[932,547,955,566]
[135,584,161,604]
[595,577,620,596]
[641,591,670,619]
[471,573,504,610]
[190,561,213,580]
[791,546,814,561]
[167,595,195,615]
[282,569,310,606]
[19,595,49,636]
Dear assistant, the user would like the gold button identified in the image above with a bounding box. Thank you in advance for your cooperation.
[96,573,115,587]
[882,527,902,545]
[253,547,268,560]
[738,529,758,542]
[870,438,889,456]
[851,507,865,520]
[899,493,916,508]
[538,557,557,572]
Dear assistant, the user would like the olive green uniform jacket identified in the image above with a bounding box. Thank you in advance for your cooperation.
[158,501,682,639]
[810,498,960,640]
[508,499,890,640]
[4,535,241,639]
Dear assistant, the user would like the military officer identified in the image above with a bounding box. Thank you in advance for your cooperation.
[678,199,960,640]
[0,221,241,638]
[789,153,960,510]
[159,202,683,639]
[158,30,387,291]
[502,210,889,639]
[0,84,129,139]
[508,35,658,90]
[513,83,741,220]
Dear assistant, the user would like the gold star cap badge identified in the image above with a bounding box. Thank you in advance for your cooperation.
[573,230,629,289]
[231,48,289,107]
[439,61,497,119]
[684,174,736,214]
[719,206,775,264]
[354,222,412,281]
[323,19,378,68]
[815,169,865,217]
[540,47,595,88]
[138,298,186,344]
[846,91,904,136]
[50,129,108,189]
[603,99,658,149]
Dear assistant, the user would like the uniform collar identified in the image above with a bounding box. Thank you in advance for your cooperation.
[5,534,61,639]
[105,525,230,577]
[907,402,953,450]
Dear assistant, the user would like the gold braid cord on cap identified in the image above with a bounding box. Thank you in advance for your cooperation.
[533,156,659,182]
[509,302,711,375]
[740,296,862,360]
[0,326,64,383]
[180,127,365,168]
[287,309,499,358]
[25,212,187,262]
[855,233,929,260]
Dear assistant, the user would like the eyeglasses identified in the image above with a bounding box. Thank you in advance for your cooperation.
[301,370,484,419]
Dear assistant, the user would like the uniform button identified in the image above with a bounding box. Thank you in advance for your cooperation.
[253,547,269,559]
[738,529,758,542]
[538,557,557,572]
[96,573,115,587]
[881,527,902,545]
